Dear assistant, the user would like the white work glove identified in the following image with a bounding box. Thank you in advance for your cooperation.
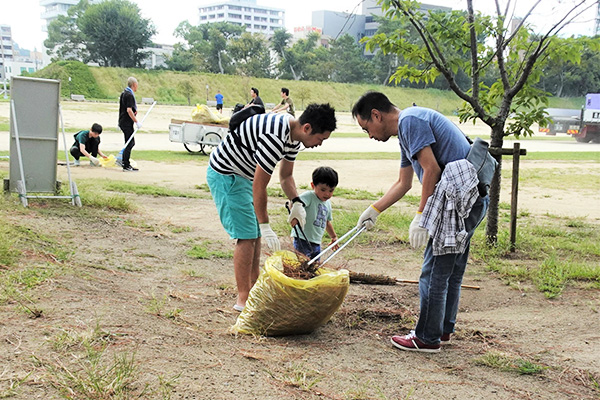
[89,156,100,166]
[409,212,429,249]
[287,201,306,229]
[135,121,142,130]
[357,204,380,230]
[259,223,280,251]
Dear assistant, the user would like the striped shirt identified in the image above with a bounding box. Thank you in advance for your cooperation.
[209,113,299,181]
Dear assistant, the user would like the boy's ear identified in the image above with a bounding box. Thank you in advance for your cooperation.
[310,182,315,190]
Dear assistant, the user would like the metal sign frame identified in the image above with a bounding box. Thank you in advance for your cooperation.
[7,76,81,207]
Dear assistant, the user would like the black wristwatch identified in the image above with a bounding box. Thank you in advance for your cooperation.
[291,196,306,206]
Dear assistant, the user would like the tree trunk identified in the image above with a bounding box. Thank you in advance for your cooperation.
[217,52,224,74]
[290,64,299,81]
[486,125,505,244]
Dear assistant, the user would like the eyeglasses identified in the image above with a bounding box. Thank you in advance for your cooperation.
[361,119,372,134]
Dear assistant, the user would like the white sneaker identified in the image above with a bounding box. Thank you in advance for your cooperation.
[73,159,80,166]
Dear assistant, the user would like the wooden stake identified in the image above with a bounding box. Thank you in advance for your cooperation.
[348,271,480,290]
[396,278,480,290]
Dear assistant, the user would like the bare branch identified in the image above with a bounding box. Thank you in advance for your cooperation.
[503,0,543,49]
[389,1,479,111]
[545,1,596,37]
[509,1,593,98]
[493,7,511,91]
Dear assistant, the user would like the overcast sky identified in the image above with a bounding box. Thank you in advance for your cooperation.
[2,0,597,51]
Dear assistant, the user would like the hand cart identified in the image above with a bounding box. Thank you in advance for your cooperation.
[168,118,228,155]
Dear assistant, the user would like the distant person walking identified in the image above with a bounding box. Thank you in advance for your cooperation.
[215,90,224,114]
[118,76,141,172]
[271,87,295,116]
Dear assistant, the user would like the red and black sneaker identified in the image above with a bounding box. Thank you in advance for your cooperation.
[441,333,451,344]
[390,332,441,353]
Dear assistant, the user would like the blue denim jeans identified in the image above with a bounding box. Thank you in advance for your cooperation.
[415,195,489,345]
[293,237,321,260]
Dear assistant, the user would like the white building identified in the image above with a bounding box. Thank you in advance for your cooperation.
[198,0,285,36]
[141,44,174,69]
[40,0,81,32]
[0,25,14,82]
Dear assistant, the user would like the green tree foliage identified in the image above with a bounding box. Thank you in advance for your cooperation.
[329,34,371,83]
[173,21,244,74]
[364,0,598,243]
[44,0,155,67]
[270,29,302,80]
[165,43,197,72]
[78,0,155,67]
[229,32,273,78]
[44,0,90,61]
[535,36,600,97]
[178,80,194,105]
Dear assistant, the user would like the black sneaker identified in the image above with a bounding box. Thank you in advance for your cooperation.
[123,165,139,172]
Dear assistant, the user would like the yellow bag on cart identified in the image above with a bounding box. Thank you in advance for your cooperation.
[191,104,229,125]
[231,251,349,336]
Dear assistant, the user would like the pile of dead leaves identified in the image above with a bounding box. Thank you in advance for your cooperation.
[281,253,320,280]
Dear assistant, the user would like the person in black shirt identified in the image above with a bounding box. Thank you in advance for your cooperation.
[118,77,141,172]
[70,123,108,166]
[244,87,264,109]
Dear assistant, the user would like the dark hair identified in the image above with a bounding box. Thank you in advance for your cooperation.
[312,166,338,188]
[299,103,337,134]
[91,123,103,134]
[281,87,289,96]
[351,91,395,121]
[251,87,259,96]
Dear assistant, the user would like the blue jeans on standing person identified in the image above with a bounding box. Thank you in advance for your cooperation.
[415,195,489,345]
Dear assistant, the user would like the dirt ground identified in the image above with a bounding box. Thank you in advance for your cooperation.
[1,156,599,400]
[1,101,600,399]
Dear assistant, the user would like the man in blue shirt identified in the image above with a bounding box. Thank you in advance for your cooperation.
[215,90,224,114]
[353,91,489,353]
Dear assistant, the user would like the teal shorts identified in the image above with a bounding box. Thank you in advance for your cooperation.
[207,166,260,240]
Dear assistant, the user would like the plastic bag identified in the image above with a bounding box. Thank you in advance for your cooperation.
[231,251,349,336]
[99,155,136,168]
[98,154,117,168]
[191,104,229,125]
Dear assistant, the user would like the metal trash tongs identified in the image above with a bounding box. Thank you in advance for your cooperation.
[307,224,367,267]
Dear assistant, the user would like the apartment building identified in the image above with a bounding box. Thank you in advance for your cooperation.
[363,0,451,38]
[40,0,82,32]
[311,10,366,44]
[305,1,450,48]
[0,25,14,82]
[198,0,285,36]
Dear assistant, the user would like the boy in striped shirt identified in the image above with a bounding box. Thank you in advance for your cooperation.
[207,103,337,311]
